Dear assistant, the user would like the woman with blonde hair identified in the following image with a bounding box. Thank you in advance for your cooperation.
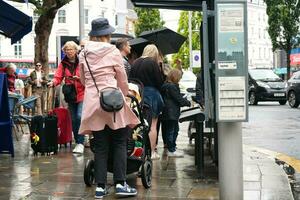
[78,18,139,198]
[48,41,85,154]
[130,44,165,160]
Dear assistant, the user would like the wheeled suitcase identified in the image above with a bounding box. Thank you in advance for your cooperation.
[51,107,72,147]
[30,114,58,156]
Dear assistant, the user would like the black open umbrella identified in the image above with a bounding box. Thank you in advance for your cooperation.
[128,37,150,57]
[139,27,186,55]
[110,33,134,44]
[0,0,32,44]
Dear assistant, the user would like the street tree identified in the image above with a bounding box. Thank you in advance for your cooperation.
[172,11,202,70]
[10,0,72,74]
[134,8,165,37]
[264,0,300,79]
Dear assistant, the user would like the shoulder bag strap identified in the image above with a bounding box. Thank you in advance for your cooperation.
[83,51,100,95]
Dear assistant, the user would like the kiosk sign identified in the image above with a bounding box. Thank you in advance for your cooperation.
[215,3,248,122]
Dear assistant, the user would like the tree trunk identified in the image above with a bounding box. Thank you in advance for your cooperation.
[34,10,57,75]
[286,50,291,80]
[9,0,71,75]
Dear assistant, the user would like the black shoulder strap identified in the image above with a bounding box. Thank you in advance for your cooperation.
[62,62,76,83]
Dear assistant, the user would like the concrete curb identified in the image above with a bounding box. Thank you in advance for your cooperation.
[245,145,300,173]
[244,145,295,200]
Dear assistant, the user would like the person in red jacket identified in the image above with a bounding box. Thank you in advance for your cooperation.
[0,63,18,92]
[48,41,85,154]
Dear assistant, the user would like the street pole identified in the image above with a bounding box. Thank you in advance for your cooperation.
[79,0,85,41]
[215,1,247,199]
[188,11,193,71]
[218,122,243,200]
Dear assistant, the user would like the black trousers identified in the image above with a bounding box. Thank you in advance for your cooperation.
[92,126,128,185]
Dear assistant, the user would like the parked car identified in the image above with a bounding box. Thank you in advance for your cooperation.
[248,69,287,105]
[179,71,197,93]
[286,71,300,108]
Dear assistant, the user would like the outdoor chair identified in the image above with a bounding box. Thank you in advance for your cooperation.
[17,95,39,129]
[19,95,38,116]
[8,94,21,140]
[9,95,39,137]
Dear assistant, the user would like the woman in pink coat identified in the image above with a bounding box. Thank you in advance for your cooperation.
[78,18,139,199]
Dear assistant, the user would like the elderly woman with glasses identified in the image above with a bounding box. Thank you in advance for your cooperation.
[48,41,85,154]
[29,62,48,115]
[0,63,18,92]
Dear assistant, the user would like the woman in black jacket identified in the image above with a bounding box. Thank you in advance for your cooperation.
[161,69,191,157]
[130,44,165,160]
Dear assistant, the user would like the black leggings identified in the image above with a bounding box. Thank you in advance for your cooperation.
[92,126,128,185]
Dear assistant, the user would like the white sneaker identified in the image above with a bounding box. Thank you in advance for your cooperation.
[151,151,160,160]
[167,151,184,158]
[73,144,84,154]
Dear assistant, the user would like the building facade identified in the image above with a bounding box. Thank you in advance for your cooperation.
[247,0,274,69]
[0,0,137,62]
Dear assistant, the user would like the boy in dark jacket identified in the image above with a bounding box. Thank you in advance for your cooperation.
[161,69,191,157]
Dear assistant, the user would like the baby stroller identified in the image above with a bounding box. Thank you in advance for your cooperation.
[83,79,153,188]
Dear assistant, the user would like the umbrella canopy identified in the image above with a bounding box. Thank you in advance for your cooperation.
[139,27,186,55]
[0,0,32,44]
[110,33,134,44]
[128,37,150,57]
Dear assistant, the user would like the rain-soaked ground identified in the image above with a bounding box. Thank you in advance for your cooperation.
[243,102,300,160]
[0,122,219,200]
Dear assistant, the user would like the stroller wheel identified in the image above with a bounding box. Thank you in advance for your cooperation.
[141,159,152,188]
[84,159,95,187]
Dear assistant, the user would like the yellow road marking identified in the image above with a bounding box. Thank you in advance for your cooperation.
[244,145,300,173]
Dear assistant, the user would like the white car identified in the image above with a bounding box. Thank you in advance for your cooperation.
[179,70,197,94]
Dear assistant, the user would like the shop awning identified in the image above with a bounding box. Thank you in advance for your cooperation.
[131,0,206,11]
[0,0,32,44]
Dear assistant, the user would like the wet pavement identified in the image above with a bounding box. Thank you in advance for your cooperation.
[243,145,293,200]
[0,122,294,200]
[243,102,300,160]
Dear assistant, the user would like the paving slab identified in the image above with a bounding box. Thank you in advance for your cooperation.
[0,122,294,200]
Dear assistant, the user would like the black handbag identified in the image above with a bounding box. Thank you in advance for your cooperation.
[62,64,77,104]
[62,84,77,103]
[100,88,124,112]
[84,52,124,122]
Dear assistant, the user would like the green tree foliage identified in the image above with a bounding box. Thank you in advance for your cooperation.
[172,11,202,69]
[10,0,72,74]
[134,8,165,37]
[264,0,300,79]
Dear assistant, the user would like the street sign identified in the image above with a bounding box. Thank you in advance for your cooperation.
[215,2,247,199]
[215,3,248,122]
[192,50,201,68]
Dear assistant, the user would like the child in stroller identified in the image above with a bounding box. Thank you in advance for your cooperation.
[84,79,153,189]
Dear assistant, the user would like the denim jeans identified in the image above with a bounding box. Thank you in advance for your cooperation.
[68,102,84,144]
[143,87,164,118]
[162,120,179,152]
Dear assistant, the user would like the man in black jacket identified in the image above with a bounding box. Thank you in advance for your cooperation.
[195,70,204,108]
[116,38,131,76]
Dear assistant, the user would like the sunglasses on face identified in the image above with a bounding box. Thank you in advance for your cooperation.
[36,64,42,66]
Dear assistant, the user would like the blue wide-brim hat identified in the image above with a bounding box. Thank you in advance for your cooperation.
[89,18,115,36]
